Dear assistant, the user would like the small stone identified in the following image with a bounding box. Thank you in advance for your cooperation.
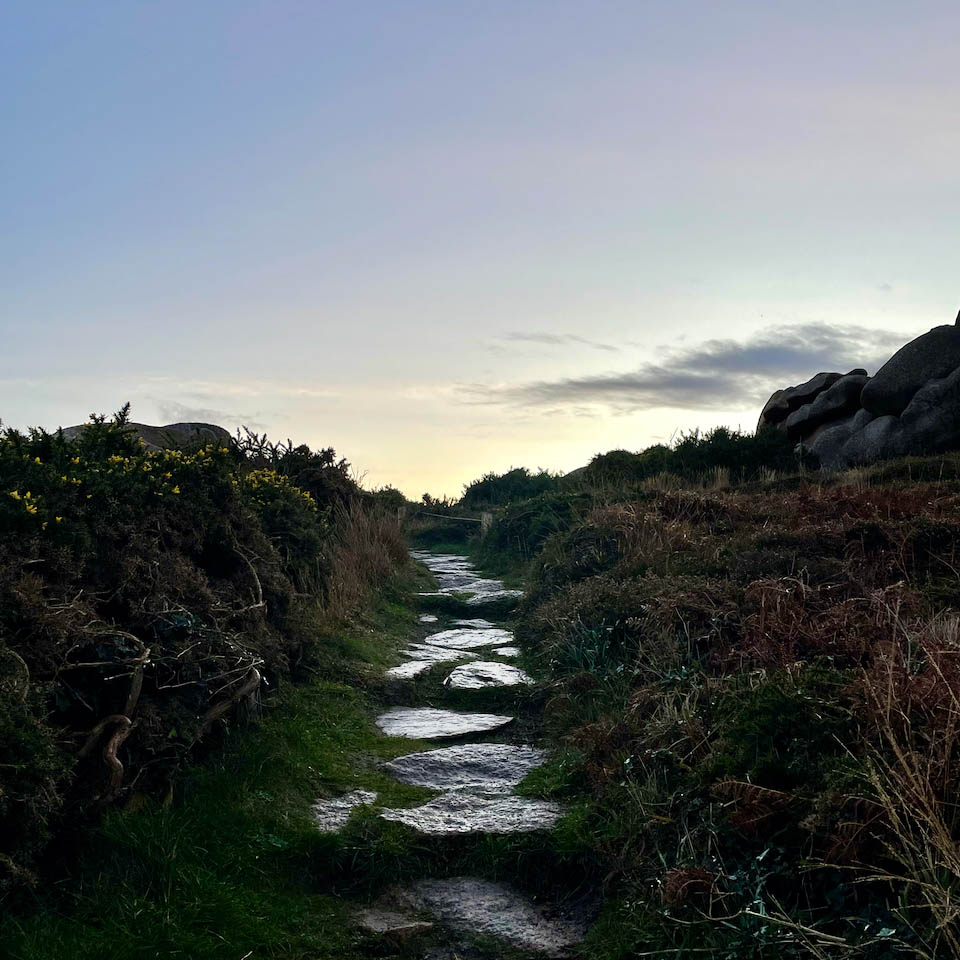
[453,618,497,628]
[354,907,433,945]
[419,614,439,623]
[493,646,521,658]
[375,707,514,739]
[446,661,533,689]
[311,790,377,832]
[379,793,563,835]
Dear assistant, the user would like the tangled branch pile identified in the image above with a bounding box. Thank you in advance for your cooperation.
[0,409,404,896]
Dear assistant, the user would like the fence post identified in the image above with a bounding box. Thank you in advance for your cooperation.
[480,512,492,538]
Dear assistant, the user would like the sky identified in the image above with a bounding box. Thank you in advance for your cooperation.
[2,2,958,498]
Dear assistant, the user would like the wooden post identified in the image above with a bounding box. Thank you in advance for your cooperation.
[480,512,493,538]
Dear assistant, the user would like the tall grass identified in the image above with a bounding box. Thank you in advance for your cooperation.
[324,501,407,619]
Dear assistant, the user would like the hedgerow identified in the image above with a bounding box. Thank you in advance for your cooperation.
[0,407,403,899]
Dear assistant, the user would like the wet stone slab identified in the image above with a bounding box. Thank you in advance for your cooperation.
[399,643,478,663]
[452,618,497,629]
[379,793,563,835]
[385,660,436,680]
[435,572,508,594]
[422,627,513,649]
[445,661,533,689]
[353,907,433,945]
[466,588,524,605]
[395,877,583,957]
[411,551,469,563]
[384,743,547,794]
[311,790,377,832]
[375,707,514,739]
[418,613,439,623]
[493,645,520,658]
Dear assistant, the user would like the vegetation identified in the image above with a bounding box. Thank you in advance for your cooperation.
[461,467,561,508]
[507,453,960,958]
[13,400,960,959]
[583,426,796,489]
[0,593,430,959]
[0,406,405,902]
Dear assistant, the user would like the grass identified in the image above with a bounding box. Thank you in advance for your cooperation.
[476,453,960,958]
[2,549,595,959]
[1,588,439,960]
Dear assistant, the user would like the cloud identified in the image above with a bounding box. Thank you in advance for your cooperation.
[152,399,269,431]
[463,322,911,414]
[495,332,619,353]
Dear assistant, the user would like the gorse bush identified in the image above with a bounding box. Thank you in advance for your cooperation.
[0,407,404,899]
[460,466,561,508]
[585,426,796,488]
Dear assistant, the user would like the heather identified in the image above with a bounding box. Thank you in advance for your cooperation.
[502,456,960,957]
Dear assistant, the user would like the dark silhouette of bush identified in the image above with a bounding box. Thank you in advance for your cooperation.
[585,427,796,487]
[460,466,561,508]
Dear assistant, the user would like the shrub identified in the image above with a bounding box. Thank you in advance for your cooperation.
[0,408,404,898]
[584,427,796,490]
[460,466,561,508]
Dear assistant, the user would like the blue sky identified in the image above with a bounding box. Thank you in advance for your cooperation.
[2,2,958,495]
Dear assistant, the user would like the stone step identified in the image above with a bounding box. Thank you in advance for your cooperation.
[379,793,563,835]
[376,706,514,739]
[445,660,533,689]
[393,877,584,957]
[384,743,546,793]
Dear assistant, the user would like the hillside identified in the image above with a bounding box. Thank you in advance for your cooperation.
[453,454,960,957]
[7,410,960,958]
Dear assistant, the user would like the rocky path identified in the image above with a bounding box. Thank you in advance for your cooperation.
[313,551,583,958]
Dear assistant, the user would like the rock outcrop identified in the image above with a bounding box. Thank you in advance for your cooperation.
[757,370,865,432]
[758,311,960,469]
[860,325,960,417]
[60,421,233,451]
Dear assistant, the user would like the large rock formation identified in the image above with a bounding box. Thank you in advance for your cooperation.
[758,311,960,469]
[60,421,233,451]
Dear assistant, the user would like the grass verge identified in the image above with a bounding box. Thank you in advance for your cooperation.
[1,583,439,960]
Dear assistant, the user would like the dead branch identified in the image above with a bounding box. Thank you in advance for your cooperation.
[200,667,261,732]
